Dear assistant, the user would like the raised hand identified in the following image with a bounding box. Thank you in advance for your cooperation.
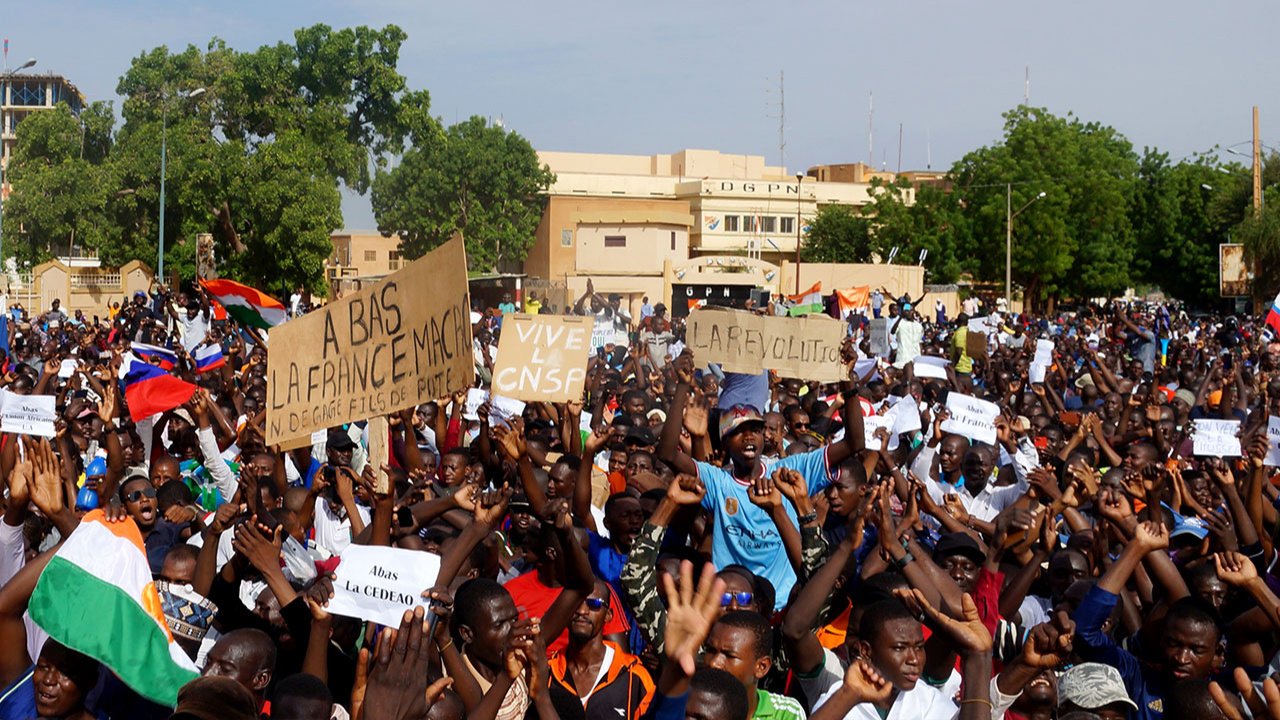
[1097,487,1133,526]
[1021,612,1075,668]
[667,474,706,506]
[841,658,894,707]
[662,560,726,676]
[902,588,992,657]
[492,423,527,463]
[475,486,514,526]
[1214,551,1259,587]
[232,519,284,574]
[747,473,783,512]
[683,390,710,438]
[1132,520,1170,553]
[358,607,454,720]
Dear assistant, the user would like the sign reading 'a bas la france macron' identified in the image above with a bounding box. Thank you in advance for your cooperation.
[266,237,473,446]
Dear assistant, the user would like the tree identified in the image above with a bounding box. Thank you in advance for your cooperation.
[800,204,873,263]
[371,116,555,271]
[949,107,1139,310]
[3,102,117,268]
[856,177,970,284]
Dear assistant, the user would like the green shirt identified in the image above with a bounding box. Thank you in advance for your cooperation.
[755,688,808,720]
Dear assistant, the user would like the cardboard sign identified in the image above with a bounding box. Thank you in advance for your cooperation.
[913,356,950,380]
[869,318,890,357]
[366,416,390,494]
[0,390,56,438]
[1265,416,1280,467]
[327,544,440,627]
[1192,419,1242,457]
[492,314,590,403]
[941,393,999,445]
[266,237,473,446]
[686,308,848,382]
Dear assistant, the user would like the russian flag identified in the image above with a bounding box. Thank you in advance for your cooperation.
[1267,291,1280,335]
[119,354,197,422]
[193,343,226,374]
[131,342,178,371]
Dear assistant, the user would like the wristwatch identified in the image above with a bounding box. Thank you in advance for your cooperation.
[890,550,915,572]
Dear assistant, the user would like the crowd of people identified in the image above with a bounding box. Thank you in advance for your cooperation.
[1,276,1279,720]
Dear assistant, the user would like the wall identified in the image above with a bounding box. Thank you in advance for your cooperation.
[575,223,688,275]
[780,262,924,304]
[8,259,154,318]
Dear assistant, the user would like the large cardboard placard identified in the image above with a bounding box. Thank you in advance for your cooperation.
[266,237,472,446]
[686,308,847,382]
[491,314,590,402]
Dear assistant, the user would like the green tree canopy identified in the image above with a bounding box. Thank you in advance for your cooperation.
[371,115,555,271]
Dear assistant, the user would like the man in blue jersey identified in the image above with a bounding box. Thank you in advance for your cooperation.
[657,354,863,611]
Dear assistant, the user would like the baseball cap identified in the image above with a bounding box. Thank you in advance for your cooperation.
[931,531,986,566]
[1058,663,1139,712]
[608,293,621,302]
[1171,516,1209,541]
[624,426,656,447]
[509,493,533,513]
[718,403,764,439]
[171,676,259,720]
[327,428,357,451]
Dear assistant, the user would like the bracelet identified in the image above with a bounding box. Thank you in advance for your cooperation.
[841,389,860,401]
[959,699,993,708]
[438,638,453,652]
[891,550,914,571]
[797,511,818,525]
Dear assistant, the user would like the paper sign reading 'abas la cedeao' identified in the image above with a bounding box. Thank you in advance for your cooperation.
[686,308,848,382]
[327,544,440,627]
[266,237,473,446]
[491,314,591,402]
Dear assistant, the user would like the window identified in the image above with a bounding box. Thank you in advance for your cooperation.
[364,250,377,262]
[671,231,677,251]
[742,215,756,232]
[604,235,626,248]
[780,217,795,234]
[561,229,574,247]
[761,216,777,233]
[723,216,740,232]
[388,250,402,271]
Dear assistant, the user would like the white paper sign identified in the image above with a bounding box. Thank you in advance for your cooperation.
[328,544,440,627]
[1266,416,1280,467]
[1029,362,1047,385]
[1034,339,1054,366]
[853,358,881,382]
[869,318,890,357]
[58,359,78,379]
[579,411,594,433]
[463,388,488,422]
[885,395,922,435]
[913,356,950,380]
[0,390,56,438]
[863,414,899,451]
[310,429,327,446]
[489,394,527,426]
[967,316,989,336]
[941,393,1000,445]
[1192,419,1242,457]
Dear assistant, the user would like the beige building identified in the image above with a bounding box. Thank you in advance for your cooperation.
[326,230,406,294]
[526,148,914,314]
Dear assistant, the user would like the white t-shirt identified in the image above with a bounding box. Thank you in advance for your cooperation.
[313,497,372,557]
[179,311,211,352]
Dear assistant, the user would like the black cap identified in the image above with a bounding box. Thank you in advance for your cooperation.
[608,293,621,302]
[624,426,656,446]
[931,531,985,565]
[326,428,356,451]
[509,493,532,513]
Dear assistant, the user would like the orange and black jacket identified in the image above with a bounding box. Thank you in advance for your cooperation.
[549,641,655,720]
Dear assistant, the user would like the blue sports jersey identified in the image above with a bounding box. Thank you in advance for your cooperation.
[697,446,835,611]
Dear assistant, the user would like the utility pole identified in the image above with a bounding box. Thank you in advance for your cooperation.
[1253,106,1262,217]
[868,92,873,166]
[1006,184,1012,311]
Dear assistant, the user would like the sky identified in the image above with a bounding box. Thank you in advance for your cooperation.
[5,0,1277,230]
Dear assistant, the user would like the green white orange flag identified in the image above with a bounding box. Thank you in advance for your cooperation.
[28,510,198,707]
[200,278,287,329]
[787,282,824,316]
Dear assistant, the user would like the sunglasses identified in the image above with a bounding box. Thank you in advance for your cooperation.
[721,592,754,607]
[584,597,606,611]
[125,486,157,503]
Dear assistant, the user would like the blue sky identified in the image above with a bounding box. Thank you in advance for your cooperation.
[5,0,1277,229]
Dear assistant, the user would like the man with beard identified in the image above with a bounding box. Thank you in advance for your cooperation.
[549,580,654,720]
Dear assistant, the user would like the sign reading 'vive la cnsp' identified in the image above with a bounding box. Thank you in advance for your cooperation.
[491,314,591,403]
[266,237,473,446]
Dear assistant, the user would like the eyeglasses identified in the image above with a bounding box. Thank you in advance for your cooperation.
[792,422,810,429]
[125,486,157,503]
[584,597,606,611]
[721,592,754,607]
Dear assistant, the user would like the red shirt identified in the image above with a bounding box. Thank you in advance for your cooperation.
[504,571,631,654]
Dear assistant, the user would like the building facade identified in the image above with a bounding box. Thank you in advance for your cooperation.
[1,73,84,196]
[326,230,406,295]
[524,148,913,314]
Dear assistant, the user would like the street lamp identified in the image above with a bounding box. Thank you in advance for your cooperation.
[794,173,803,293]
[0,57,38,281]
[1005,186,1046,311]
[157,87,205,280]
